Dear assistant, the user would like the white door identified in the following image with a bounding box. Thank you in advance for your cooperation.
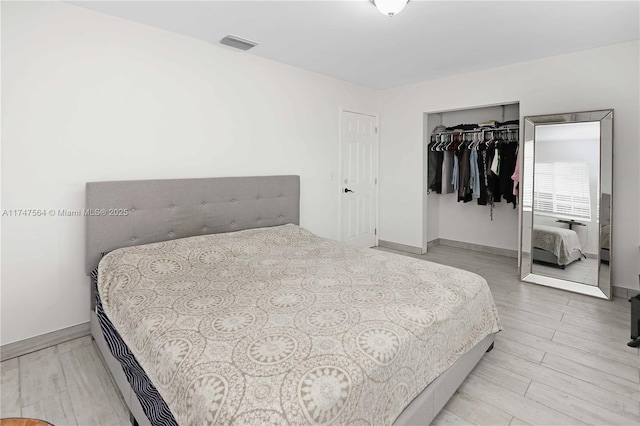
[340,110,378,247]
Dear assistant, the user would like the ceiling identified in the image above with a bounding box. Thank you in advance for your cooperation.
[70,1,640,89]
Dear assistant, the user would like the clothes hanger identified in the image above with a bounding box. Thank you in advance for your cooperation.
[429,134,439,151]
[485,131,494,147]
[458,133,467,151]
[444,134,455,150]
[472,132,481,150]
[467,133,475,149]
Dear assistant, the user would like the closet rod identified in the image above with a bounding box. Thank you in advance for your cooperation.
[433,126,519,136]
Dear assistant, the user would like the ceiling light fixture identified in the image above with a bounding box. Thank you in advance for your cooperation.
[371,0,410,17]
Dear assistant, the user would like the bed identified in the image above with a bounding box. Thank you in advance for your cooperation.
[532,224,584,268]
[86,175,501,426]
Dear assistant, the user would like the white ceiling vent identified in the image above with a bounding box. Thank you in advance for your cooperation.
[220,35,258,51]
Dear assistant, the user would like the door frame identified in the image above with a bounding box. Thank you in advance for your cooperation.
[338,107,380,246]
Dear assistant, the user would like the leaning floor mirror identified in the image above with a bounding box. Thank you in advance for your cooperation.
[520,110,613,299]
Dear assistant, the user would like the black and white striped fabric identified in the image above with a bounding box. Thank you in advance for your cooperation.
[92,269,177,426]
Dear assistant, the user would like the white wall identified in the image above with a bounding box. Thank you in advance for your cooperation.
[379,40,640,290]
[1,1,378,345]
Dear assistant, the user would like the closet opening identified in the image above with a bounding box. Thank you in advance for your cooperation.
[422,102,521,258]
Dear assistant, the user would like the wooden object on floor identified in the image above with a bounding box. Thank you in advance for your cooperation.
[0,419,53,426]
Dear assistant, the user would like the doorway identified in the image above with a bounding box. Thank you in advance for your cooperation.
[340,110,378,247]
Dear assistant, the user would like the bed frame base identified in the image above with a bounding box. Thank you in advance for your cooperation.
[91,310,152,426]
[394,333,495,425]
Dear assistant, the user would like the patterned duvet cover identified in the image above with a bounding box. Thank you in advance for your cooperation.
[97,224,501,425]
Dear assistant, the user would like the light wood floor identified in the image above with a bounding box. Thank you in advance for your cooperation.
[1,245,638,425]
[532,257,600,287]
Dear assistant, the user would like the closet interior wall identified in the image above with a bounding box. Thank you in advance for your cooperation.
[424,103,520,253]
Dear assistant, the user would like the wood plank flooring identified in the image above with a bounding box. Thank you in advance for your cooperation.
[1,335,129,425]
[380,245,639,426]
[532,257,599,287]
[1,245,638,425]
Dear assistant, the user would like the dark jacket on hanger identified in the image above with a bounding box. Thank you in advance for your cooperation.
[485,146,501,203]
[457,147,472,202]
[428,150,444,194]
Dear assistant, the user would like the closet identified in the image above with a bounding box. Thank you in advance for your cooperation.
[423,103,520,255]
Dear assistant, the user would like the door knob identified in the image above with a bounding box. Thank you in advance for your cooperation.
[344,188,354,193]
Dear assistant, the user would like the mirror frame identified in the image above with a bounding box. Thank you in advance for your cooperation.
[519,109,613,299]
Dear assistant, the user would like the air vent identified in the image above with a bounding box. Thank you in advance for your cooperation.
[220,35,258,51]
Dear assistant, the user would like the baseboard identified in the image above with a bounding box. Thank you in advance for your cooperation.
[379,238,517,259]
[378,240,423,255]
[612,286,640,299]
[437,238,518,259]
[1,322,90,361]
[427,238,440,250]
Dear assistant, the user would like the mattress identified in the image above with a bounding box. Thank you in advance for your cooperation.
[533,224,584,266]
[97,224,502,425]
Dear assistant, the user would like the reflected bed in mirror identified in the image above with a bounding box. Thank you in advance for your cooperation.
[520,110,613,299]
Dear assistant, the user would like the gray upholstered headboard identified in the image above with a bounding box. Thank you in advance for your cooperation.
[85,175,300,274]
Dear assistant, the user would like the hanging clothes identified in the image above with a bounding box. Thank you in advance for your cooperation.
[442,151,455,194]
[427,121,520,220]
[428,150,444,194]
[457,147,472,203]
[428,145,438,191]
[511,145,520,196]
[477,145,488,206]
[486,146,502,203]
[452,151,459,191]
[470,147,481,199]
[428,125,448,194]
[499,143,518,208]
[490,148,500,175]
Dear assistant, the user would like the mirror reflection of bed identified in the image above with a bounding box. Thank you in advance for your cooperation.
[531,221,598,286]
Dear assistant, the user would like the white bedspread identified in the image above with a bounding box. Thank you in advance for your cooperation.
[98,224,501,425]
